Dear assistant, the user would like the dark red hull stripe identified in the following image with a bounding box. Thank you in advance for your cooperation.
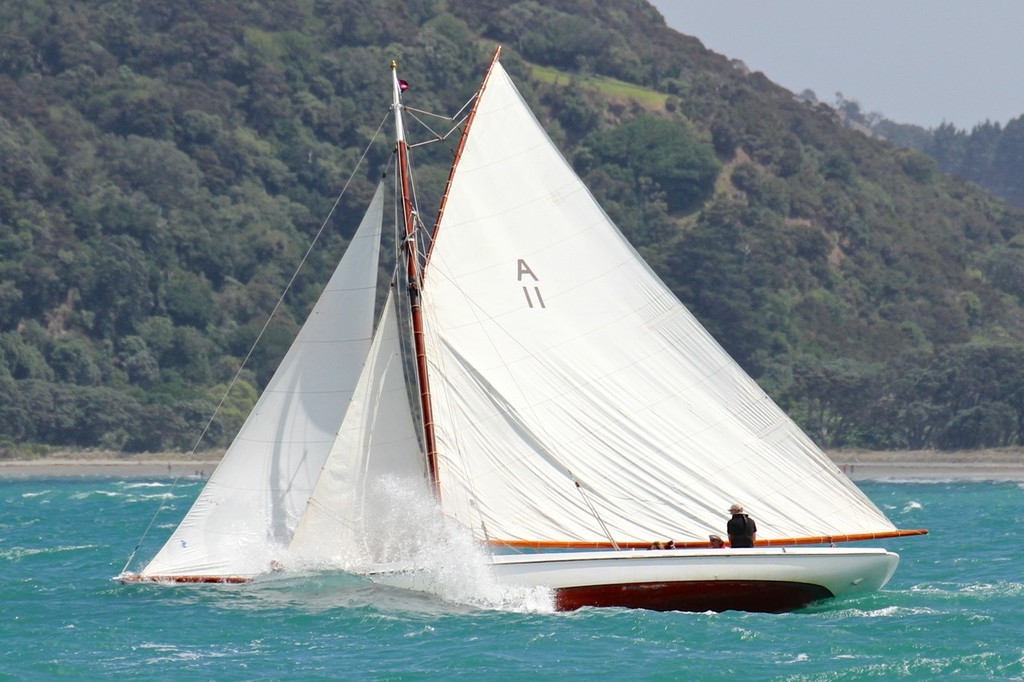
[125,576,833,613]
[554,580,835,613]
[121,575,251,584]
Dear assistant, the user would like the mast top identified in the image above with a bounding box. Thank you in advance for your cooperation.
[391,59,406,143]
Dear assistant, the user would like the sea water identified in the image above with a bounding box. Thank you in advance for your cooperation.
[1,476,1021,681]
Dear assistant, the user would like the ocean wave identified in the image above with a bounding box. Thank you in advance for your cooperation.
[786,651,1009,681]
[65,488,184,504]
[71,490,123,500]
[132,642,258,665]
[909,580,1024,600]
[901,500,923,513]
[1,544,100,561]
[129,492,183,502]
[824,603,940,619]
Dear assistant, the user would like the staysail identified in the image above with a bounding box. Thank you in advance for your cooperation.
[419,60,897,547]
[140,183,385,579]
[289,290,427,565]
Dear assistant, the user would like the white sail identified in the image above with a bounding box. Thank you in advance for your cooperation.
[140,184,385,579]
[420,61,896,547]
[289,290,426,565]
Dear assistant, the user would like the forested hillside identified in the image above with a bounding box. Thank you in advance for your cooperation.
[839,97,1024,210]
[4,0,1024,454]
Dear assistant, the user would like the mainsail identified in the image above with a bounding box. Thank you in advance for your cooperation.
[139,184,385,579]
[419,60,896,547]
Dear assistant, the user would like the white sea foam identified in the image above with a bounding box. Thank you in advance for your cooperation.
[134,492,181,501]
[71,489,122,500]
[901,500,923,513]
[1,544,99,561]
[284,475,554,613]
[910,581,1024,599]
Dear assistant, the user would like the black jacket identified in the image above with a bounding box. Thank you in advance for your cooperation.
[727,513,757,548]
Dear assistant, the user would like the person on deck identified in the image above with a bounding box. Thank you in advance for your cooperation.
[726,503,757,548]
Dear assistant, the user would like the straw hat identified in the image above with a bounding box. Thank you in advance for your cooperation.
[728,503,744,513]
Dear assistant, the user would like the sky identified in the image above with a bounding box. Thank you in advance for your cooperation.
[650,1,1024,130]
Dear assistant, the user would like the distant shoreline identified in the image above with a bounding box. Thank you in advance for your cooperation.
[2,449,1023,481]
[828,447,1024,481]
[0,459,220,479]
[832,460,1024,482]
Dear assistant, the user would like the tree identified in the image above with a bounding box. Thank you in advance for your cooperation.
[583,114,720,214]
[163,270,215,329]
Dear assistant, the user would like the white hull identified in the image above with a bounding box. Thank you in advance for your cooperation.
[370,546,900,613]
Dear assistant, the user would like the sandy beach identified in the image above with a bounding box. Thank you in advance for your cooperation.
[835,460,1024,482]
[0,451,221,480]
[829,448,1024,482]
[2,449,1023,481]
[0,459,220,479]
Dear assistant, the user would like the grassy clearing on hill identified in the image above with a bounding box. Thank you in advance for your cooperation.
[529,64,668,108]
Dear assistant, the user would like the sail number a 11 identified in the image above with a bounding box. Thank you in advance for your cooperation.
[518,259,546,309]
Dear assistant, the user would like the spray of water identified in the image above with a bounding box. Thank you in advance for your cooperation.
[284,475,554,613]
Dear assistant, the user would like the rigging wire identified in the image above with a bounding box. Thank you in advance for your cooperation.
[119,113,392,577]
[402,98,474,149]
[405,116,468,149]
[574,478,620,550]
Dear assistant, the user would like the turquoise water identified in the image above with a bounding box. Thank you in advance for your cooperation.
[2,476,1022,681]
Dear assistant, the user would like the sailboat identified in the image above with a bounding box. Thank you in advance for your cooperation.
[122,48,926,613]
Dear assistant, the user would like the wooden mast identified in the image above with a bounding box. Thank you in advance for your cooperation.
[391,50,502,499]
[391,60,441,498]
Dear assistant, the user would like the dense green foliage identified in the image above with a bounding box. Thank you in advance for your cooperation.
[921,119,1024,209]
[846,98,1024,210]
[3,0,1024,453]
